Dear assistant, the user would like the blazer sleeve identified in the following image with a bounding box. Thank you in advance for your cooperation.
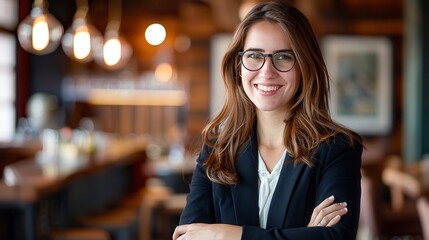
[179,144,215,224]
[241,134,363,240]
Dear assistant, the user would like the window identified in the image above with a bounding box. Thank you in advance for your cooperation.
[0,0,18,141]
[0,33,16,141]
[0,0,17,30]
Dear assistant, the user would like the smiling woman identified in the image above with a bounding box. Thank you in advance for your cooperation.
[173,1,363,240]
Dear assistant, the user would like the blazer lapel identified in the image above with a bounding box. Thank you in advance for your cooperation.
[266,153,306,228]
[231,130,260,227]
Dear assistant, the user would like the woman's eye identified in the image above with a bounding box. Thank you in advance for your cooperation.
[247,52,263,59]
[275,53,293,61]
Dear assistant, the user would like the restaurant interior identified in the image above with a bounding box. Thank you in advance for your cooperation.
[0,0,428,239]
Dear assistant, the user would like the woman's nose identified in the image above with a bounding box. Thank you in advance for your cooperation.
[258,57,278,79]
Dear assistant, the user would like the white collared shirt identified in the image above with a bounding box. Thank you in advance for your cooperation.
[258,149,287,229]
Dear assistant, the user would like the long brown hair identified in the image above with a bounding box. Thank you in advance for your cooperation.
[202,1,362,185]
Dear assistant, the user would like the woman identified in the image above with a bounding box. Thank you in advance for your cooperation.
[173,1,363,239]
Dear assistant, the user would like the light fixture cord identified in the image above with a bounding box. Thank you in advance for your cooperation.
[75,0,89,19]
[107,0,122,33]
[33,0,47,9]
[33,0,49,13]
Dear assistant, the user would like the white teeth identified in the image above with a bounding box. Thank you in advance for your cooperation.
[257,85,280,92]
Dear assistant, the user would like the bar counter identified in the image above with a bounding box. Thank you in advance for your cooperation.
[0,136,148,240]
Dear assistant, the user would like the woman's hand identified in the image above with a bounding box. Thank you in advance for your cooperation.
[308,195,348,227]
[172,223,242,240]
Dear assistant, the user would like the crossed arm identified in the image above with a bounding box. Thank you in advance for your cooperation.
[173,195,348,240]
[173,136,362,240]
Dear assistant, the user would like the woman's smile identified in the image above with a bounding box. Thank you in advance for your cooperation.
[254,84,283,95]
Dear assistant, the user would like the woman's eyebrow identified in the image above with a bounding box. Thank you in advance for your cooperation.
[243,48,293,53]
[243,48,264,52]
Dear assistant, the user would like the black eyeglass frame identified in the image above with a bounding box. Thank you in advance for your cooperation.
[238,50,296,72]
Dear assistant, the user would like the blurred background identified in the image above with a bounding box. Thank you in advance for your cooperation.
[0,0,428,239]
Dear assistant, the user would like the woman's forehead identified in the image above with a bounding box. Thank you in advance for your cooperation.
[243,21,292,51]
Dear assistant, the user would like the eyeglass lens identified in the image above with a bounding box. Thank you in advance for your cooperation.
[240,50,295,72]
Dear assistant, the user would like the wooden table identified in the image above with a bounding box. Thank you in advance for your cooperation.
[0,140,42,179]
[0,137,147,240]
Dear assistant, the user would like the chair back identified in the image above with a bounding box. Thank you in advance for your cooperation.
[359,174,380,237]
[417,197,429,240]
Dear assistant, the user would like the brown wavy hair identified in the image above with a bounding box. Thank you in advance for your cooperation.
[202,1,362,185]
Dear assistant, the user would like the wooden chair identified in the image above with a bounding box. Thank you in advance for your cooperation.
[78,207,138,240]
[381,155,422,210]
[360,159,423,239]
[139,185,172,240]
[359,174,381,238]
[156,193,187,239]
[417,197,429,240]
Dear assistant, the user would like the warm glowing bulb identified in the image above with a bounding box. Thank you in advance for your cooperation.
[17,5,63,55]
[93,33,133,70]
[73,25,91,60]
[32,15,50,50]
[155,63,173,83]
[103,38,121,66]
[145,23,166,46]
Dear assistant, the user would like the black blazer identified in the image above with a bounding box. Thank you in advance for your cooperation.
[180,130,362,240]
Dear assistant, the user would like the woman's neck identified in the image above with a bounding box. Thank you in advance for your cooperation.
[256,111,287,172]
[256,110,286,148]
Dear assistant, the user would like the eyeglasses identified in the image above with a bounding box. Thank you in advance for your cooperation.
[238,50,296,72]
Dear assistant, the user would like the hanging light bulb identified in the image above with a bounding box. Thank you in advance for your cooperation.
[94,0,132,70]
[94,22,133,70]
[17,0,64,55]
[61,0,102,63]
[104,38,121,66]
[73,24,91,59]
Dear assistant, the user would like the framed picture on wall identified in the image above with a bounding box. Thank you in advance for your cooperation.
[322,36,393,135]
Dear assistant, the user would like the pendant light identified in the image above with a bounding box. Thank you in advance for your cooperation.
[93,0,132,70]
[17,0,64,55]
[61,0,102,63]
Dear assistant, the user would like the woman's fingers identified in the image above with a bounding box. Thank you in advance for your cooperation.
[321,203,348,226]
[309,195,335,225]
[309,196,348,227]
[326,214,342,227]
[317,201,348,227]
[317,195,336,209]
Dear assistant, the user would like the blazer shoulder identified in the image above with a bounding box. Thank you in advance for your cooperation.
[325,132,361,148]
[316,132,363,157]
[313,132,363,179]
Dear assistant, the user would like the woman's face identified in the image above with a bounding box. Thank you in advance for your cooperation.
[241,21,301,114]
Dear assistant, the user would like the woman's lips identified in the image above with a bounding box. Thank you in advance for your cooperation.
[255,84,281,92]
